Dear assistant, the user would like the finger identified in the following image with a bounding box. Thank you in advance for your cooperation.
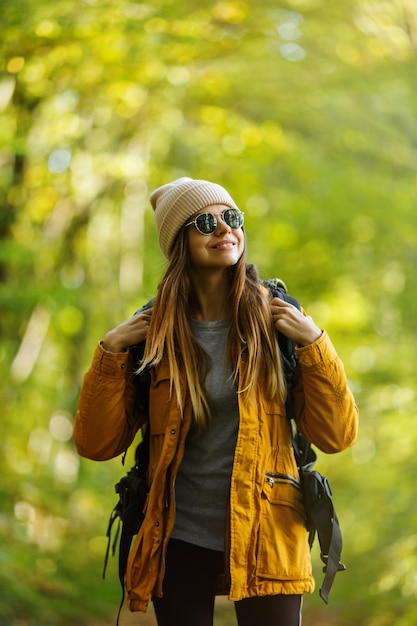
[270,297,288,306]
[133,307,153,322]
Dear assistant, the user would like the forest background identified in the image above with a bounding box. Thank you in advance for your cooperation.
[1,0,417,625]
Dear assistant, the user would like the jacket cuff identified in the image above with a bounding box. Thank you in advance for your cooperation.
[90,342,132,377]
[295,330,338,369]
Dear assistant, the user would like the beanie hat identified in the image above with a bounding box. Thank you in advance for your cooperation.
[150,177,238,258]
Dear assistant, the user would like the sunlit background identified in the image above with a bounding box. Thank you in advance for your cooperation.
[1,1,417,624]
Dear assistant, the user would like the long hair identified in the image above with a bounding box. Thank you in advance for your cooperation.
[140,228,286,434]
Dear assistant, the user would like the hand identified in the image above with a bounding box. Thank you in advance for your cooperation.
[270,298,322,347]
[102,307,153,353]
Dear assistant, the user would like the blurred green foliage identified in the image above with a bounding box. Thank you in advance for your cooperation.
[1,0,416,624]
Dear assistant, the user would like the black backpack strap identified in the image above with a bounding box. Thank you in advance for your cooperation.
[103,306,152,624]
[264,279,317,469]
[261,277,346,602]
[302,470,346,603]
[104,425,149,626]
[261,278,300,422]
[261,278,299,369]
[115,429,149,625]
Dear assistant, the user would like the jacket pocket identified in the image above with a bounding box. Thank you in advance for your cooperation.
[148,363,182,482]
[256,475,311,580]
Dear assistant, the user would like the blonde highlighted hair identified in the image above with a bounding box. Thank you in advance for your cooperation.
[140,228,286,434]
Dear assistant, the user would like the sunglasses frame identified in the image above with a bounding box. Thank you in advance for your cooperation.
[185,208,244,235]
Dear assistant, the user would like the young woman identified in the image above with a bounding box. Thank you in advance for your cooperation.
[74,177,358,626]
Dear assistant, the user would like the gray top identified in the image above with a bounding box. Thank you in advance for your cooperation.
[171,318,239,551]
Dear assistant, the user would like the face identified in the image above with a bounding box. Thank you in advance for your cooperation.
[186,204,245,270]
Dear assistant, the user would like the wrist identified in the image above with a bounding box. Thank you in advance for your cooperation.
[297,330,322,348]
[101,335,127,353]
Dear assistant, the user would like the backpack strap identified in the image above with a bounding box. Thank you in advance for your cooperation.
[115,425,149,625]
[103,322,152,625]
[302,469,346,603]
[103,424,150,626]
[261,278,299,369]
[262,279,317,468]
[261,278,346,602]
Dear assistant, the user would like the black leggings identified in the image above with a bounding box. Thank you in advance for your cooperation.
[152,539,302,626]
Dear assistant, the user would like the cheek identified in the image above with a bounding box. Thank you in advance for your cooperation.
[187,235,206,265]
[237,230,246,254]
[186,229,199,254]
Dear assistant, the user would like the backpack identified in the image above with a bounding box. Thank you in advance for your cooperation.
[103,280,345,622]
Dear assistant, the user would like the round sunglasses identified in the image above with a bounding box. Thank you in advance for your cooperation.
[185,208,244,235]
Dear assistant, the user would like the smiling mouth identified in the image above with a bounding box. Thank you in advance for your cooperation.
[214,241,235,249]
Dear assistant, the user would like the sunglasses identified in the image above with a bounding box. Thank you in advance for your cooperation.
[185,208,244,235]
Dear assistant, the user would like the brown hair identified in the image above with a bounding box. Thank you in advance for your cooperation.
[141,228,286,434]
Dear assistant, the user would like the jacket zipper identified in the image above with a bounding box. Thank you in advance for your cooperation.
[265,471,301,489]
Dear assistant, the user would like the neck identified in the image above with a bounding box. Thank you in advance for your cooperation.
[190,270,232,322]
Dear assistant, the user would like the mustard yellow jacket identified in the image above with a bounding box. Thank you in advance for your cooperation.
[73,331,358,613]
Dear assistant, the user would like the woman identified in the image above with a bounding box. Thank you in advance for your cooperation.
[74,177,358,626]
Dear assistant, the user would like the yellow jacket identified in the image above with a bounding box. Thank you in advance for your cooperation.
[73,331,358,612]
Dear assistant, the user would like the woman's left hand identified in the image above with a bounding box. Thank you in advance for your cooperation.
[270,297,322,347]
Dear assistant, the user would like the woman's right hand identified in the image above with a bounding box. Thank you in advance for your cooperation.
[101,307,153,353]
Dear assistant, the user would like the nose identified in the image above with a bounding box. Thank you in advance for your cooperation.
[216,214,231,234]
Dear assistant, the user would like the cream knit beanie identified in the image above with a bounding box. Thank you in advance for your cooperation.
[150,177,238,258]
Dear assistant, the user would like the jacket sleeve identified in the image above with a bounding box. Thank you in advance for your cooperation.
[73,343,145,461]
[292,331,358,454]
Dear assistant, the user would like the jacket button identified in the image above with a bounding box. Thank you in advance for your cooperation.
[171,429,176,435]
[155,521,160,527]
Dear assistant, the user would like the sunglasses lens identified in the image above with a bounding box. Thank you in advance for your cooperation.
[224,209,244,229]
[195,213,216,234]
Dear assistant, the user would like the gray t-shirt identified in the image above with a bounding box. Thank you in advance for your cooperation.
[171,318,239,551]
